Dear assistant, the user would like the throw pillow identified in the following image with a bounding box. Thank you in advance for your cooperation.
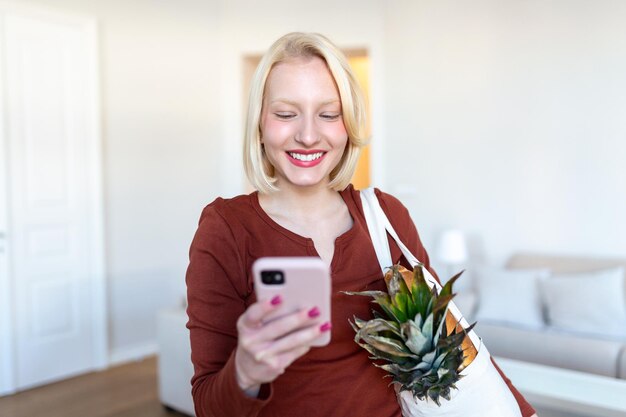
[540,267,626,338]
[474,267,549,329]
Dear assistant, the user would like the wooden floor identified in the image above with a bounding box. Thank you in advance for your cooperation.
[0,356,189,417]
[0,356,582,417]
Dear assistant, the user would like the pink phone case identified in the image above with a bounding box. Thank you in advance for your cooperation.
[252,257,331,346]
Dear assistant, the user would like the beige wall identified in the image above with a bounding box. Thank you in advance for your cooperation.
[384,0,626,270]
[17,0,386,362]
[15,0,626,362]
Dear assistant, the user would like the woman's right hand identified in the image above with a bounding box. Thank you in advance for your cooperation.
[234,295,330,396]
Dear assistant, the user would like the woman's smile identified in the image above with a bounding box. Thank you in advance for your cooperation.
[286,150,327,167]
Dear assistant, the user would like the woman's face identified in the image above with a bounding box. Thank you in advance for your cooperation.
[260,56,348,191]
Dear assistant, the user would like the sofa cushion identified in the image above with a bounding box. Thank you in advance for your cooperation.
[506,252,626,301]
[540,267,626,339]
[476,322,623,378]
[474,267,548,330]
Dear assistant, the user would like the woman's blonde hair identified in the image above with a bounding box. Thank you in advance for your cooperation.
[243,32,369,193]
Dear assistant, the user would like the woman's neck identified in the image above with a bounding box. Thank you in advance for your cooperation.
[258,183,343,223]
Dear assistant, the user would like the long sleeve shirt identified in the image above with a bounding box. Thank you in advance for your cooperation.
[185,185,536,417]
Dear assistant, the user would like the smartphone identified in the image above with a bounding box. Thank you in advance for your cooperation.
[252,256,331,346]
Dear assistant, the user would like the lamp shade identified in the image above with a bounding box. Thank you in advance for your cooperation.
[436,230,468,264]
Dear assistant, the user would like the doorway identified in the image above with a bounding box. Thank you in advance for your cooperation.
[0,3,106,394]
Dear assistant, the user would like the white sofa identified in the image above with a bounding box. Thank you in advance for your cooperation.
[466,253,626,379]
[157,308,195,416]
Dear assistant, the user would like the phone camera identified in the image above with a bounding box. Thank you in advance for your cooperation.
[261,270,285,285]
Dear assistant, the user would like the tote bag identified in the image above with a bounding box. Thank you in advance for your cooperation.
[360,188,522,417]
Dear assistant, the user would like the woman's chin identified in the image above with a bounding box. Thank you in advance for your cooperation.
[279,176,330,190]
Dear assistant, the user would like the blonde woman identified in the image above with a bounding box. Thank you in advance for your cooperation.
[185,32,536,417]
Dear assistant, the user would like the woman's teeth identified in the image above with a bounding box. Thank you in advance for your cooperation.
[288,152,324,162]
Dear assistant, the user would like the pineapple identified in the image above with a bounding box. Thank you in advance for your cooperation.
[346,265,477,405]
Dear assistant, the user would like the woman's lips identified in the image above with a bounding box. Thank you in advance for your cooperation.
[286,151,326,168]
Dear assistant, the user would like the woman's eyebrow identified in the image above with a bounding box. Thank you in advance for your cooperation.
[269,98,298,106]
[270,98,340,106]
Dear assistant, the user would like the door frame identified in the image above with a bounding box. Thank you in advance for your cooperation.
[0,5,13,393]
[0,2,107,395]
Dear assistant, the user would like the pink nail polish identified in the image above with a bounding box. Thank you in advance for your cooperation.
[320,322,332,332]
[308,307,320,318]
[271,295,282,306]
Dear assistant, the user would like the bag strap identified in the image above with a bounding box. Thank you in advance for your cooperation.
[361,187,434,285]
[360,187,480,347]
[360,187,394,274]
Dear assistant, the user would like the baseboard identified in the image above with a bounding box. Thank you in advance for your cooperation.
[0,385,16,397]
[0,343,159,396]
[109,342,158,367]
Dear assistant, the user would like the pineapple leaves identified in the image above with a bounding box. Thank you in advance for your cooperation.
[401,320,432,355]
[392,292,410,322]
[388,267,411,298]
[440,270,464,299]
[342,290,389,300]
[433,293,455,325]
[342,289,405,323]
[411,268,434,321]
[353,317,402,338]
[361,335,416,357]
[346,264,470,406]
[440,270,465,295]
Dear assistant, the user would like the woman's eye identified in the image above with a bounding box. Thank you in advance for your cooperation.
[275,112,295,120]
[320,113,341,121]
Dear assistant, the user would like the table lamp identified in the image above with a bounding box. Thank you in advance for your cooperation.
[436,229,468,279]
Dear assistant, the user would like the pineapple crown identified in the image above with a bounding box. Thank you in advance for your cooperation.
[345,265,474,405]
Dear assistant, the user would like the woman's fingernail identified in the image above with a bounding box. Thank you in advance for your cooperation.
[271,295,282,305]
[320,322,332,332]
[307,307,320,318]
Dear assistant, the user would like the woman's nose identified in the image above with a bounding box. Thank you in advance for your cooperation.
[294,116,320,146]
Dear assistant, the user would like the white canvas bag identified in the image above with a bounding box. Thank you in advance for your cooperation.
[360,188,522,417]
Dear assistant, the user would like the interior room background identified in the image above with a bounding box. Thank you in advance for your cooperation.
[0,0,624,392]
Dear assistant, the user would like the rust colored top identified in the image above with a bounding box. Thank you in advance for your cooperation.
[185,185,536,417]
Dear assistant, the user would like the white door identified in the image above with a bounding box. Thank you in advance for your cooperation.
[0,72,12,395]
[0,4,106,392]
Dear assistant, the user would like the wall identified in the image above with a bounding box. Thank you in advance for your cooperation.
[11,0,626,366]
[19,0,222,361]
[384,0,626,271]
[15,0,387,364]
